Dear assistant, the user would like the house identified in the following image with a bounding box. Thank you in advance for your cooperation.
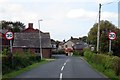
[51,39,57,51]
[13,23,52,58]
[58,42,64,50]
[64,37,86,55]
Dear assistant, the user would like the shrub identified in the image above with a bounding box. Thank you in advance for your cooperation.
[73,50,80,56]
[112,56,120,76]
[2,52,41,75]
[2,48,9,55]
[83,49,120,77]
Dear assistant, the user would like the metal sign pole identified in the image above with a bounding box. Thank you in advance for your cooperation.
[10,40,12,53]
[109,39,111,53]
[109,30,111,53]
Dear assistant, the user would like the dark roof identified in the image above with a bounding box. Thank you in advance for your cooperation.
[13,32,51,48]
[68,38,81,44]
[73,43,84,49]
[51,39,56,44]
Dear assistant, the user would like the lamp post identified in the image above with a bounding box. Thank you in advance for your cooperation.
[38,19,43,59]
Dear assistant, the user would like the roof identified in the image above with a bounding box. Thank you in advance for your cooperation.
[73,43,84,49]
[67,38,82,44]
[13,32,51,48]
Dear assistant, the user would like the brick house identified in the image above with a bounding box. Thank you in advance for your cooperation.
[13,23,52,58]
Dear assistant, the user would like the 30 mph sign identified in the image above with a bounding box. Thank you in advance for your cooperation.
[108,32,116,40]
[5,31,14,40]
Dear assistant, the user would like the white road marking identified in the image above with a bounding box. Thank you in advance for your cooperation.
[66,59,69,63]
[59,73,63,80]
[63,62,66,66]
[59,59,69,80]
[61,66,64,71]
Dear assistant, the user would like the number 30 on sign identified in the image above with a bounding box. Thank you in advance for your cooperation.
[108,32,116,40]
[5,31,14,40]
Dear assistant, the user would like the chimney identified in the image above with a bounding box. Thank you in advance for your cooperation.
[28,23,33,28]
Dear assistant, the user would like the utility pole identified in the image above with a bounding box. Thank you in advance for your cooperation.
[97,4,101,52]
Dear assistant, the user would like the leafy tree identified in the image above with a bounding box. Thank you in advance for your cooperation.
[81,36,88,43]
[1,20,25,32]
[88,20,120,56]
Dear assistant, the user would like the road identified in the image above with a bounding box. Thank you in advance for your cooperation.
[14,55,108,80]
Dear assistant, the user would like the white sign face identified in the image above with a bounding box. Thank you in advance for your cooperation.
[5,32,14,40]
[108,32,116,40]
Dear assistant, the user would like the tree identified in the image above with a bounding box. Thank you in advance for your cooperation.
[1,20,25,32]
[81,36,88,43]
[88,20,120,56]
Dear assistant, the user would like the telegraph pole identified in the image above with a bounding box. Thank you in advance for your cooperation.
[97,4,101,52]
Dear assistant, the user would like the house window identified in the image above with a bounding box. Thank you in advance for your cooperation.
[35,48,40,53]
[23,48,29,52]
[65,45,68,48]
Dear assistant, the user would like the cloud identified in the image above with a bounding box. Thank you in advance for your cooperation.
[66,9,97,19]
[66,9,117,21]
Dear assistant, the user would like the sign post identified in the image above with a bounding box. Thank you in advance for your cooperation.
[108,31,116,53]
[5,31,14,53]
[5,31,14,68]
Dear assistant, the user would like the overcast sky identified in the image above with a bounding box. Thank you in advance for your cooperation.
[0,0,119,41]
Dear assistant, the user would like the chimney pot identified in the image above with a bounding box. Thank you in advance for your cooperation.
[28,23,33,28]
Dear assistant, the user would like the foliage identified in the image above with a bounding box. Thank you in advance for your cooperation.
[1,20,25,32]
[2,52,41,75]
[2,48,9,55]
[81,36,88,43]
[73,50,80,56]
[88,20,120,56]
[84,50,120,79]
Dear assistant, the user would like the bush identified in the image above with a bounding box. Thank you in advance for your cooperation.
[2,48,9,55]
[112,56,120,76]
[73,50,83,56]
[83,49,120,77]
[2,52,41,75]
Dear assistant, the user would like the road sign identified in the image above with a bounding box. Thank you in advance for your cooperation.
[5,31,14,40]
[108,32,116,40]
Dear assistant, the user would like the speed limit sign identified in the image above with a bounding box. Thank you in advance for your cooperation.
[5,31,14,40]
[108,32,116,40]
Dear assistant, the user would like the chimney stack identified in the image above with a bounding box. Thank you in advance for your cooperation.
[28,23,33,28]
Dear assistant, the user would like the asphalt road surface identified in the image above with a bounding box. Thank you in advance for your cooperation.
[14,55,108,80]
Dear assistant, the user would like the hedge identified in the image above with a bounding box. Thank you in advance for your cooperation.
[84,49,120,76]
[2,52,41,75]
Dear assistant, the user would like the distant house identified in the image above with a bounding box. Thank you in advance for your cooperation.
[13,23,52,58]
[64,37,86,54]
[51,39,57,51]
[58,42,64,50]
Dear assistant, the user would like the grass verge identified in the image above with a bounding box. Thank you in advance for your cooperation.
[2,59,49,79]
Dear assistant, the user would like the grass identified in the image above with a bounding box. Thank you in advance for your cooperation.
[84,57,120,80]
[2,59,49,79]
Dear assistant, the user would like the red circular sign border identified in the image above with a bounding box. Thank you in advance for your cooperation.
[5,31,14,40]
[108,32,116,40]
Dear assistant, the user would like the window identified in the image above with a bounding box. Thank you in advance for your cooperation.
[35,48,40,53]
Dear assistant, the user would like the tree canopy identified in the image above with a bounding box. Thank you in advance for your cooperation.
[1,20,25,32]
[88,20,120,56]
